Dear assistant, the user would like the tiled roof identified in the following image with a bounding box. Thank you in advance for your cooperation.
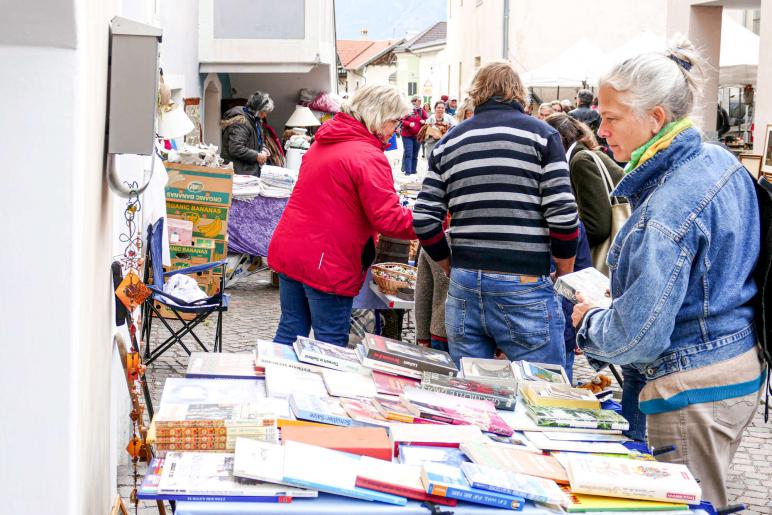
[396,21,447,52]
[337,39,401,70]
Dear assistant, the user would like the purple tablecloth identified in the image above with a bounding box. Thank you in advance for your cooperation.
[227,196,288,256]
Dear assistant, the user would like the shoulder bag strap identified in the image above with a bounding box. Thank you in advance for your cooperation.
[580,149,619,206]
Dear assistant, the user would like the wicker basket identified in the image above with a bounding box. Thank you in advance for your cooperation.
[372,262,418,295]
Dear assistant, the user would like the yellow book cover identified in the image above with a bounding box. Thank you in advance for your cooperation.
[521,382,600,410]
[563,487,689,512]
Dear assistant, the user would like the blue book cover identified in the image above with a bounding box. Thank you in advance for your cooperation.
[289,393,354,426]
[398,445,470,467]
[283,440,407,505]
[421,462,525,511]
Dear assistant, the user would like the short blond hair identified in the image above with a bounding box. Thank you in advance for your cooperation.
[468,61,526,108]
[340,84,410,134]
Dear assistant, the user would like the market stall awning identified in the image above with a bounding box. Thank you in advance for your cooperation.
[719,12,759,85]
[520,39,610,88]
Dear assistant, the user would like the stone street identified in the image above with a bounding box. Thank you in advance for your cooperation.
[122,271,772,514]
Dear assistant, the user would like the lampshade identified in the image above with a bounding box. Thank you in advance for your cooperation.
[286,105,321,128]
[158,105,195,139]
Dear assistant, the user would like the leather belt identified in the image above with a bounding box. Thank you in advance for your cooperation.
[480,271,540,283]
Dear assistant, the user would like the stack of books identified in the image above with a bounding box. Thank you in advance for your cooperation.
[519,382,601,410]
[293,336,363,373]
[357,333,458,379]
[185,351,265,379]
[460,357,519,389]
[152,403,279,452]
[419,371,517,410]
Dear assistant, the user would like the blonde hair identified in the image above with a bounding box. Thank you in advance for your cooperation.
[468,61,526,108]
[538,103,555,116]
[457,98,475,120]
[341,84,411,134]
[600,35,704,123]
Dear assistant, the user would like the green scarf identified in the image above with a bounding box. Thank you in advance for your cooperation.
[623,118,693,173]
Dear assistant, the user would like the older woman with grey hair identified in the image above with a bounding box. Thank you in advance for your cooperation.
[221,91,275,176]
[268,84,417,346]
[571,37,764,508]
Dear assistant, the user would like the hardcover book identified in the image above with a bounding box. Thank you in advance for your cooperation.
[362,333,458,377]
[498,399,623,435]
[288,393,354,427]
[372,370,420,396]
[355,456,457,506]
[356,344,423,379]
[563,454,702,504]
[185,352,264,379]
[322,369,377,399]
[146,452,308,502]
[264,365,326,399]
[561,486,690,512]
[293,336,363,373]
[374,397,441,425]
[514,361,570,384]
[232,438,317,496]
[554,267,612,308]
[398,445,470,467]
[520,382,601,410]
[282,440,407,505]
[255,339,322,374]
[420,462,525,511]
[420,372,516,410]
[459,357,518,389]
[461,462,567,505]
[459,441,569,484]
[339,398,391,427]
[526,404,630,431]
[281,426,392,461]
[389,423,484,456]
[154,403,278,429]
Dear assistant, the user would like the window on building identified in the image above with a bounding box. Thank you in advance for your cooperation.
[408,82,418,96]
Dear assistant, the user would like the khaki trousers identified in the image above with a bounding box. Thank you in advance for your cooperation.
[646,388,761,510]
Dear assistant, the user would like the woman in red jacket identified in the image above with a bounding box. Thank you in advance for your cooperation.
[401,95,428,175]
[268,84,417,346]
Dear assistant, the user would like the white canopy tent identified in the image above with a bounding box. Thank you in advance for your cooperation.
[719,12,760,85]
[520,39,611,88]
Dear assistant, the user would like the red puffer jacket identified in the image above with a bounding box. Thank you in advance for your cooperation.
[268,113,416,296]
[400,107,427,138]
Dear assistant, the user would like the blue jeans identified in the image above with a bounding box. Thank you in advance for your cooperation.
[445,269,566,368]
[401,136,420,174]
[622,365,647,441]
[564,348,575,385]
[431,338,449,352]
[274,274,354,347]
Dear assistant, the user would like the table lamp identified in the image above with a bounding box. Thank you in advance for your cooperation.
[286,105,321,131]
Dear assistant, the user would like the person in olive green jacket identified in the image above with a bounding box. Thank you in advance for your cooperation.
[545,113,625,248]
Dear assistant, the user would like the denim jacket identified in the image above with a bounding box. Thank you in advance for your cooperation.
[577,128,759,381]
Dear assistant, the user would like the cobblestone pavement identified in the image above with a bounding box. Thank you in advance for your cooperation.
[123,271,772,515]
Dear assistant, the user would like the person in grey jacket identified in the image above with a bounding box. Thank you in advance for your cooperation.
[221,91,274,176]
[415,243,450,352]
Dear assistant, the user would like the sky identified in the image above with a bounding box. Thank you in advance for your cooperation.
[335,0,447,41]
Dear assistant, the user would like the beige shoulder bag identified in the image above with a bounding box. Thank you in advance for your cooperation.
[581,150,631,277]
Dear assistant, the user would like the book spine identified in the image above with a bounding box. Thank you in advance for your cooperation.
[526,410,597,429]
[355,478,457,506]
[573,484,699,504]
[137,493,292,503]
[363,358,423,379]
[367,350,456,377]
[427,485,523,511]
[419,384,515,410]
[298,351,345,371]
[258,356,319,374]
[469,481,553,505]
[294,409,353,427]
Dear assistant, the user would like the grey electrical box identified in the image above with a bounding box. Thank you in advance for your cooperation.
[107,17,162,155]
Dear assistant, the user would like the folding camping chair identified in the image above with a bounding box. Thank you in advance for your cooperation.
[141,218,229,365]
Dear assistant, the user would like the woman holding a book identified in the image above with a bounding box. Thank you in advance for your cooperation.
[570,38,766,510]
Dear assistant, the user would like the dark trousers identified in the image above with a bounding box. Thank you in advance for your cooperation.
[402,136,420,174]
[274,274,354,347]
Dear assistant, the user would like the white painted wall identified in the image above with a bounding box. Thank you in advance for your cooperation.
[417,46,449,104]
[364,64,395,87]
[160,0,200,98]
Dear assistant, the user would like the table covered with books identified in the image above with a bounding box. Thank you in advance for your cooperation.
[141,334,715,515]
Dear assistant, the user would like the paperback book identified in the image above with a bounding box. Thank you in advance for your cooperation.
[563,454,702,504]
[498,399,623,435]
[420,462,525,511]
[374,397,442,425]
[339,398,391,427]
[398,445,470,467]
[420,371,516,410]
[372,370,420,396]
[460,462,567,505]
[560,486,690,513]
[139,452,307,502]
[389,423,484,456]
[282,440,407,505]
[293,336,363,373]
[159,378,266,407]
[185,352,264,379]
[288,393,354,426]
[526,404,630,431]
[322,368,377,399]
[459,357,518,389]
[281,425,392,461]
[154,403,278,429]
[520,382,601,410]
[523,431,630,454]
[356,456,457,506]
[514,361,570,384]
[362,333,458,377]
[264,365,326,399]
[254,339,322,374]
[232,438,317,495]
[554,267,612,308]
[459,441,569,484]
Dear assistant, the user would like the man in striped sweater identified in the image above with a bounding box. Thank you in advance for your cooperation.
[413,62,579,367]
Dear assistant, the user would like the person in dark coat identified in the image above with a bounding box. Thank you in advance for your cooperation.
[221,91,275,176]
[568,89,601,133]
